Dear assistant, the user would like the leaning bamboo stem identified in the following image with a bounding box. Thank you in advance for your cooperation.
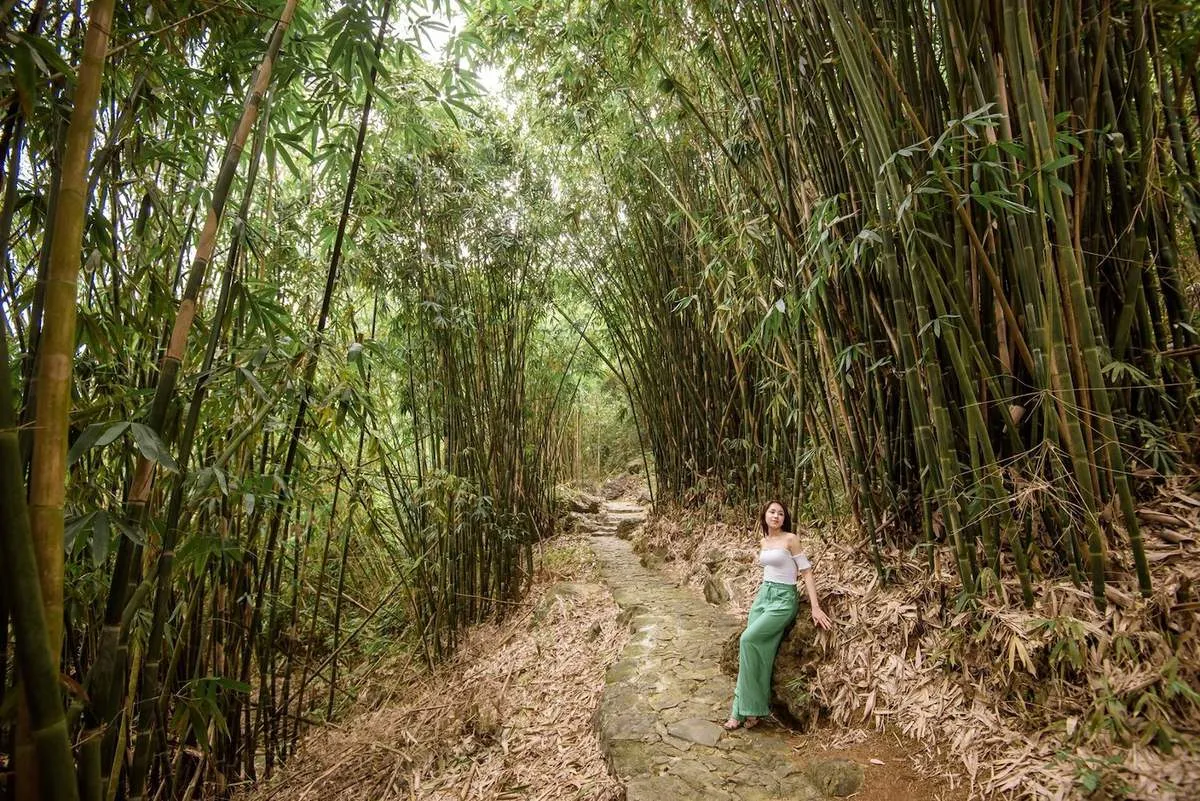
[81,4,298,791]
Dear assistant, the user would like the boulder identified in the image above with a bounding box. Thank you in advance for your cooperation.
[770,614,826,728]
[625,460,642,474]
[639,551,666,570]
[704,548,727,572]
[569,513,599,533]
[665,718,724,748]
[805,759,865,797]
[615,518,641,539]
[567,492,603,514]
[703,576,730,605]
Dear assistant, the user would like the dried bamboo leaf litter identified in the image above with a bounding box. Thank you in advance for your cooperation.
[635,480,1200,801]
[243,531,627,801]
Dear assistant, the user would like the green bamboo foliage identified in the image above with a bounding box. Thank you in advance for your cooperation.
[76,4,299,794]
[241,0,390,775]
[1,2,580,799]
[481,0,1200,606]
[729,0,1193,601]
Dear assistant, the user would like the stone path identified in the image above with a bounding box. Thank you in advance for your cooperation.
[585,501,827,801]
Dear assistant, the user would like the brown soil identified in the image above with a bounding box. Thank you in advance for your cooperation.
[786,725,968,801]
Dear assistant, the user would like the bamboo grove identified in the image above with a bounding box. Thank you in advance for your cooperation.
[483,0,1200,605]
[0,1,595,799]
[5,0,1200,798]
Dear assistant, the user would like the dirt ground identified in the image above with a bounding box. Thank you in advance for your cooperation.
[786,724,968,801]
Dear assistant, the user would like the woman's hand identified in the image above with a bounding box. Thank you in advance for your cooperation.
[811,606,833,630]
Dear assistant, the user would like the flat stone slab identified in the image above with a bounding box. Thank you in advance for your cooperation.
[586,500,824,800]
[666,718,724,747]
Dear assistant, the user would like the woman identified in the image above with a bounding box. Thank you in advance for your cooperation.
[724,499,833,730]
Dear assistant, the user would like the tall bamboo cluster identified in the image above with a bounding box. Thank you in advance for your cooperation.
[361,128,562,662]
[581,154,814,504]
[0,2,571,799]
[483,0,1200,603]
[673,0,1200,604]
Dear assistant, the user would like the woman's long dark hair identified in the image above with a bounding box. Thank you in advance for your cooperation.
[759,499,793,536]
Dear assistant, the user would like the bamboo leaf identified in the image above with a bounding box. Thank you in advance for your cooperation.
[91,511,111,566]
[129,423,180,472]
[10,37,36,118]
[68,421,130,466]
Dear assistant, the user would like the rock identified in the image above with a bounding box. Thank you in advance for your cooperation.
[637,490,652,505]
[640,551,666,570]
[704,576,730,605]
[650,692,687,712]
[602,712,659,743]
[805,759,865,797]
[771,615,825,729]
[666,717,724,748]
[660,733,693,752]
[704,548,727,572]
[604,741,659,776]
[718,615,825,729]
[567,492,603,513]
[605,660,639,684]
[569,513,599,533]
[615,518,641,539]
[626,459,642,474]
[665,756,719,788]
[616,603,649,631]
[624,776,693,801]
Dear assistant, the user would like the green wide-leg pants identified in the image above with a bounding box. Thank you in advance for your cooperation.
[730,581,798,720]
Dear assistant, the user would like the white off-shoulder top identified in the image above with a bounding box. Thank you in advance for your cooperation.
[759,547,812,585]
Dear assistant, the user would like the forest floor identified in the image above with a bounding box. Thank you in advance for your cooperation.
[245,494,958,801]
[634,484,1200,801]
[241,524,628,800]
[243,478,1200,801]
[588,499,962,801]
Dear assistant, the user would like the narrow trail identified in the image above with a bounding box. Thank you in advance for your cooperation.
[585,500,825,801]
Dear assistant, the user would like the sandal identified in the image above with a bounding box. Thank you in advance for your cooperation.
[723,716,760,731]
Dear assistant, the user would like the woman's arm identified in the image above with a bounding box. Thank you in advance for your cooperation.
[789,535,832,629]
[800,569,832,629]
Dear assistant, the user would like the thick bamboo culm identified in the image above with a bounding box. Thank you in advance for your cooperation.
[19,1,115,798]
